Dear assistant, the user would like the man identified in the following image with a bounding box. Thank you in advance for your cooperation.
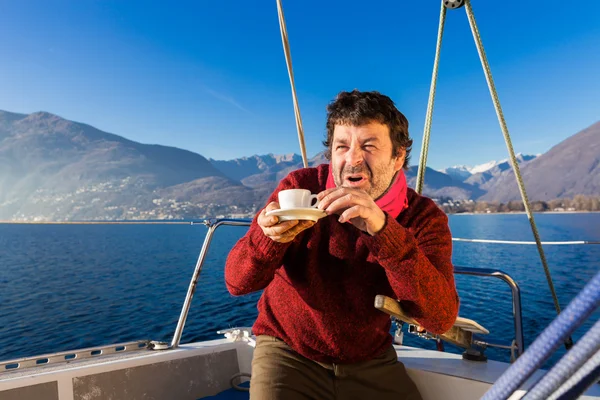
[225,90,459,399]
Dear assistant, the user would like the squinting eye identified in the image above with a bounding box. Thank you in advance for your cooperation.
[336,145,348,150]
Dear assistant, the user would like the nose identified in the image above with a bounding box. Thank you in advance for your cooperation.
[346,145,363,167]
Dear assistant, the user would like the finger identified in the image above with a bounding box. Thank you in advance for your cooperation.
[338,205,370,223]
[274,220,314,238]
[271,235,296,243]
[269,234,289,243]
[288,220,315,235]
[262,220,299,236]
[258,202,281,227]
[298,220,316,229]
[325,192,372,215]
[258,210,279,228]
[270,220,315,242]
[316,187,339,200]
[265,201,280,212]
[271,220,315,239]
[317,187,358,211]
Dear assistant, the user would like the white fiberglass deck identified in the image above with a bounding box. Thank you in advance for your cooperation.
[1,337,599,399]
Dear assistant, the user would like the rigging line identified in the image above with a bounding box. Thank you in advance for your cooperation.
[452,238,600,245]
[463,0,568,344]
[276,0,309,168]
[416,2,447,195]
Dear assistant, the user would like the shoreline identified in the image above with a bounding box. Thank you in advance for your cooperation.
[0,220,194,225]
[1,210,598,224]
[448,210,598,216]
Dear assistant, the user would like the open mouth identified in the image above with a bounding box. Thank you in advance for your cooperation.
[344,174,367,185]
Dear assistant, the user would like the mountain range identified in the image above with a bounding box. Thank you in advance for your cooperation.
[0,109,598,221]
[442,154,538,183]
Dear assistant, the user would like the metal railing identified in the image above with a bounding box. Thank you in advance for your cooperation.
[171,218,252,348]
[171,219,525,360]
[1,217,526,373]
[454,266,524,358]
[0,341,149,373]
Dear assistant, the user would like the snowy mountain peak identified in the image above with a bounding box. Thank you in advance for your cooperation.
[442,154,538,182]
[469,160,501,174]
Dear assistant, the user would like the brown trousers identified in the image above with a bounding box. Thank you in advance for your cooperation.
[250,335,422,400]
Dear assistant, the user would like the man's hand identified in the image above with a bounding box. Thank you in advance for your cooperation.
[317,187,386,236]
[258,202,316,243]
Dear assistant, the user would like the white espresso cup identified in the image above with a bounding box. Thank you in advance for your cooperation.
[278,189,319,209]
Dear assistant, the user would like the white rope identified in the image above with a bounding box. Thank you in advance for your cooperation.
[452,238,600,245]
[416,2,447,194]
[463,0,565,320]
[276,0,308,168]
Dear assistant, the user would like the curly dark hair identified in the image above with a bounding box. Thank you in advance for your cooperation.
[323,90,412,169]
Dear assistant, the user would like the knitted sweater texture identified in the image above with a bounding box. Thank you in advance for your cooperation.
[225,164,459,364]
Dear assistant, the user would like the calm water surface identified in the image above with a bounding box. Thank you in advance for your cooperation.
[1,213,599,367]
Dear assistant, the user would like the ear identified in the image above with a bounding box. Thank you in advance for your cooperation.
[393,148,406,171]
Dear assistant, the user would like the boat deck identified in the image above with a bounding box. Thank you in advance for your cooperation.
[1,339,599,399]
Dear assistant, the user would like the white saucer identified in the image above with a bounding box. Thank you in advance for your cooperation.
[265,207,327,222]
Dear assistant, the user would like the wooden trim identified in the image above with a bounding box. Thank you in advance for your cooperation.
[374,295,489,349]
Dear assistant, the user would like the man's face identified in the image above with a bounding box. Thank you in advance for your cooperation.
[331,122,405,199]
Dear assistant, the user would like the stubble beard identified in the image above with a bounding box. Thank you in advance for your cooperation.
[333,160,397,200]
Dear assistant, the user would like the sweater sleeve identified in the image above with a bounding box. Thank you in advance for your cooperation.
[224,173,299,296]
[362,205,459,334]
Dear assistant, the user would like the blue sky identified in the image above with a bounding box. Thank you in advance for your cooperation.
[1,1,599,170]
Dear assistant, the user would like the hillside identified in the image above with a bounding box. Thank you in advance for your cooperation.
[481,121,600,202]
[1,109,597,220]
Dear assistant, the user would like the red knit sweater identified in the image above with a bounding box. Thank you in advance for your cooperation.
[225,164,459,364]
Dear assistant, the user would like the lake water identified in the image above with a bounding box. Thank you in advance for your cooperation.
[1,213,599,367]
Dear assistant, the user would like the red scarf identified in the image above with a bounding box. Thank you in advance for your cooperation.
[326,165,409,219]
